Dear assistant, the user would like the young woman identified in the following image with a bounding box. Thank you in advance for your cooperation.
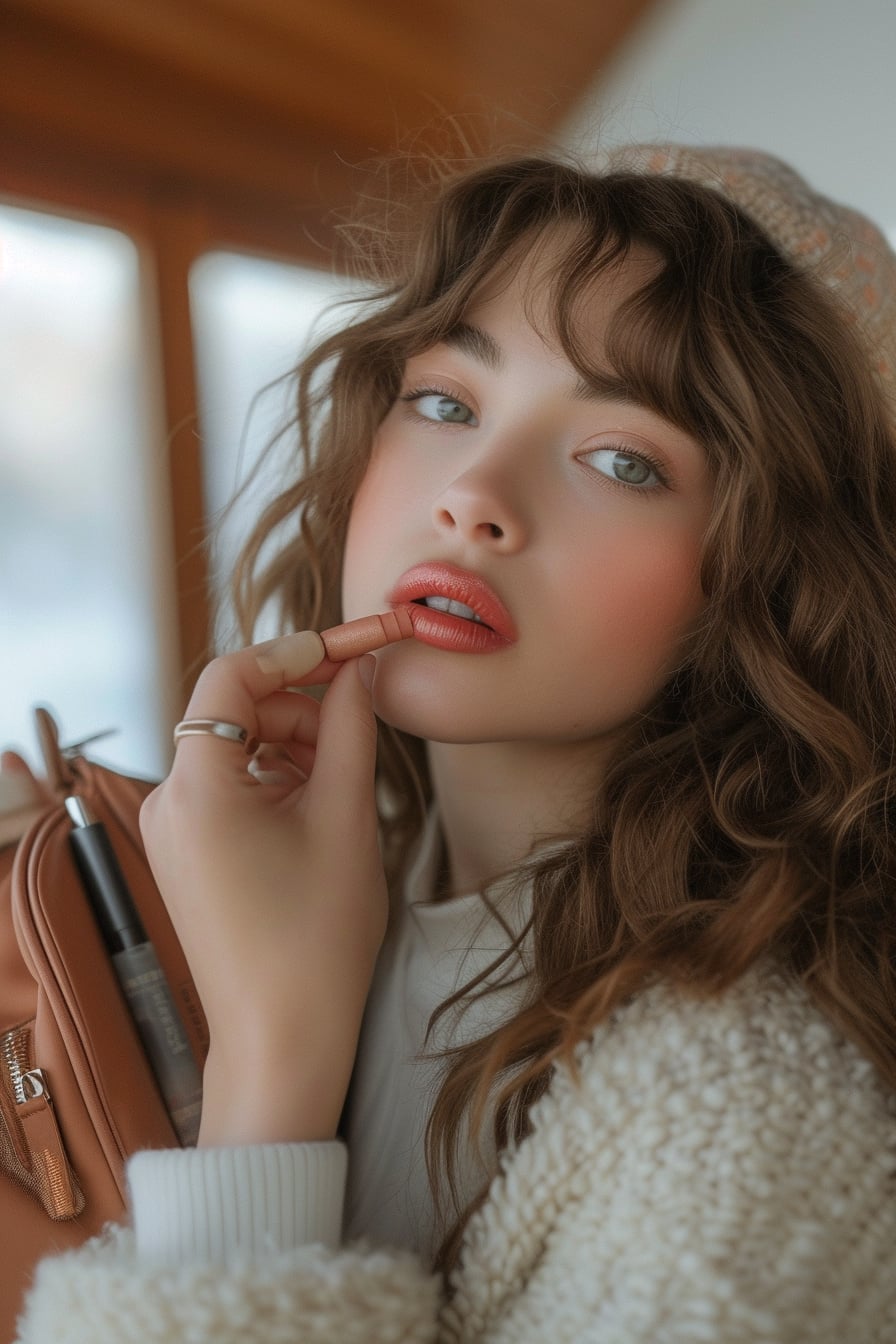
[17,144,896,1342]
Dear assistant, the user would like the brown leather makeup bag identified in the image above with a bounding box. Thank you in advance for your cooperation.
[0,710,207,1341]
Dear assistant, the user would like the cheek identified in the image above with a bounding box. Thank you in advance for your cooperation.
[342,448,419,614]
[566,525,706,673]
[342,480,383,615]
[343,426,440,562]
[343,473,380,566]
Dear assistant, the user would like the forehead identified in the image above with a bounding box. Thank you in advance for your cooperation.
[463,228,662,355]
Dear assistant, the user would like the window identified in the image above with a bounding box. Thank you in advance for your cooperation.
[190,251,356,646]
[0,204,178,779]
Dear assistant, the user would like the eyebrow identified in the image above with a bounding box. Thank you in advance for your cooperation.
[443,322,504,370]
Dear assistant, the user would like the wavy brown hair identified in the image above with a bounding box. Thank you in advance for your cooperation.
[229,156,896,1272]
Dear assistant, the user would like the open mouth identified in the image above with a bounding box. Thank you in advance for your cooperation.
[389,562,518,651]
[412,595,491,628]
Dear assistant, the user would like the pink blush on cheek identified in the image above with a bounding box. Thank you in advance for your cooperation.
[341,465,396,618]
[342,438,437,620]
[564,543,706,680]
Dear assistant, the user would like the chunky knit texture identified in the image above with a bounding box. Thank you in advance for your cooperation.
[17,961,896,1343]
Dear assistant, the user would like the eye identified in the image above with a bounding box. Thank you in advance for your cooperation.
[578,446,666,491]
[402,389,479,426]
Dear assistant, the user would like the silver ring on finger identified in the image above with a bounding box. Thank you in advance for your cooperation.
[172,719,259,755]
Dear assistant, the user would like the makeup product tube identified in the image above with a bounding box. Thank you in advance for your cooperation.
[65,797,202,1146]
[320,605,417,661]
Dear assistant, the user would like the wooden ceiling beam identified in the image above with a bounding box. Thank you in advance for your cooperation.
[4,0,445,148]
[1,14,359,249]
[1,0,659,243]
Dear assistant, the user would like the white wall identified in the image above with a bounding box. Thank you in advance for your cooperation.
[563,0,896,237]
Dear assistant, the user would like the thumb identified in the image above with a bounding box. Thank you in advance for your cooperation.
[305,656,379,829]
[1,750,52,803]
[2,750,34,775]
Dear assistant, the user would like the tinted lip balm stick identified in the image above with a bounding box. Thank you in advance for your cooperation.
[65,797,202,1146]
[320,604,417,661]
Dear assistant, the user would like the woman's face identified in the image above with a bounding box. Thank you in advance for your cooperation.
[342,241,716,752]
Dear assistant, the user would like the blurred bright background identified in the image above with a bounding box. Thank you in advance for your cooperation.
[0,206,171,775]
[1,0,895,781]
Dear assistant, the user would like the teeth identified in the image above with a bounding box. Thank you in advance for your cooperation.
[420,596,484,624]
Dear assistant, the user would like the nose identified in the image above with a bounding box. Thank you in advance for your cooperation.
[432,454,530,552]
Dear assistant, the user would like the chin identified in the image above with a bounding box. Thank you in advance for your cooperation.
[368,678,490,744]
[372,698,474,744]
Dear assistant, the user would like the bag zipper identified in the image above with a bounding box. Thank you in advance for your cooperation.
[3,1021,30,1104]
[12,803,131,1176]
[0,1022,83,1219]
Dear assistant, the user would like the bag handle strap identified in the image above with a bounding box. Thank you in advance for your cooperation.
[33,708,122,797]
[33,707,76,795]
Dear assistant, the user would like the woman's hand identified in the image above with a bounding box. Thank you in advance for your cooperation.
[139,632,387,1147]
[0,751,53,846]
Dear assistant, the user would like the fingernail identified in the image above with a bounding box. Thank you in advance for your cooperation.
[358,654,376,691]
[255,630,326,677]
[247,760,294,786]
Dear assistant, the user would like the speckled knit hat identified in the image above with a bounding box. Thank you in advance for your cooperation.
[602,143,896,396]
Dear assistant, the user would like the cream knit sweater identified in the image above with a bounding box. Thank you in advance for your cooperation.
[16,959,896,1343]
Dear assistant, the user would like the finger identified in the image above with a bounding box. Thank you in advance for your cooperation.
[304,657,379,831]
[2,750,34,776]
[244,694,321,791]
[0,752,51,838]
[173,631,335,775]
[1,750,53,803]
[252,691,322,751]
[252,632,344,689]
[248,745,311,787]
[187,630,333,714]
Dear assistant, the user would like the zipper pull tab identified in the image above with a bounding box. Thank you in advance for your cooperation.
[17,1071,82,1219]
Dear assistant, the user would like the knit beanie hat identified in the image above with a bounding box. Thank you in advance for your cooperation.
[602,143,896,395]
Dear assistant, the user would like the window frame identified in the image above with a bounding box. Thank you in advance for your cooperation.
[0,151,336,705]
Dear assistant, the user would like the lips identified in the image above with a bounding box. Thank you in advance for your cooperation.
[390,562,518,654]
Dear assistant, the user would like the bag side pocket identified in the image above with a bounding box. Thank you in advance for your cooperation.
[0,1019,84,1219]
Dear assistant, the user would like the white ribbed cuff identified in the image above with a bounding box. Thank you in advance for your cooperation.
[128,1143,348,1267]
